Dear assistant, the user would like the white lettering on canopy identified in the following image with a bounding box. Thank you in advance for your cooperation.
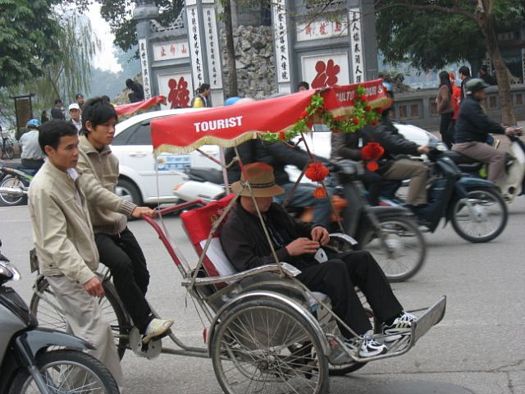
[194,116,243,132]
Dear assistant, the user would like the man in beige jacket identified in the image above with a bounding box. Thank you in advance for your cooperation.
[77,97,173,344]
[28,120,123,386]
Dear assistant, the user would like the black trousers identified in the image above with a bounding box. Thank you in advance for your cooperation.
[439,112,454,149]
[297,250,403,338]
[95,228,152,333]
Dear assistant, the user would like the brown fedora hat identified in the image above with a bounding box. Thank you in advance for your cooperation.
[231,162,284,197]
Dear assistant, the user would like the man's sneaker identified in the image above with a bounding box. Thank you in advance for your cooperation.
[345,334,387,358]
[142,318,174,344]
[382,312,417,342]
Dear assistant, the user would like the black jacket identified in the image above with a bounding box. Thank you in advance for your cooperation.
[220,202,317,272]
[330,130,362,161]
[225,140,314,185]
[362,112,419,162]
[454,96,505,143]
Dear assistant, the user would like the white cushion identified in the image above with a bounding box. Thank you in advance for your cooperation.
[199,238,237,277]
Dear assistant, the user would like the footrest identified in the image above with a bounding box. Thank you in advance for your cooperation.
[412,295,446,344]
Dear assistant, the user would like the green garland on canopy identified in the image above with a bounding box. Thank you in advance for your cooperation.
[259,85,382,143]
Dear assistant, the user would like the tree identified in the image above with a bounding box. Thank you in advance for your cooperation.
[0,0,62,88]
[376,0,525,125]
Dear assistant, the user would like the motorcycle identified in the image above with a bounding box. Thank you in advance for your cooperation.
[0,240,119,393]
[0,164,35,206]
[449,132,525,203]
[174,164,427,282]
[380,146,508,243]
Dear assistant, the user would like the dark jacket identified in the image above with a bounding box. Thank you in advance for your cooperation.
[226,140,313,185]
[454,96,505,143]
[220,202,317,272]
[330,130,362,161]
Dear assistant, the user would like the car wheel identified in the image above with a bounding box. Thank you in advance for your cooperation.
[115,178,143,206]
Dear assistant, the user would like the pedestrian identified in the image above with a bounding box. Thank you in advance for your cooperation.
[40,110,49,124]
[76,93,85,109]
[479,65,497,86]
[50,99,65,120]
[458,66,471,103]
[297,81,310,91]
[77,97,174,344]
[436,71,454,148]
[28,119,124,388]
[68,103,82,132]
[191,83,211,108]
[19,119,45,170]
[125,78,144,103]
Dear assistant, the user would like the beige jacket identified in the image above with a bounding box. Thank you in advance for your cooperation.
[77,136,136,235]
[28,161,98,285]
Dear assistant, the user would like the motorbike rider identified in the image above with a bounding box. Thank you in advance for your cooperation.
[19,119,45,170]
[452,78,521,184]
[361,82,430,209]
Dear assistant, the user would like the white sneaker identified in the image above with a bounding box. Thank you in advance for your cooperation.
[345,333,387,358]
[382,312,416,342]
[142,318,174,344]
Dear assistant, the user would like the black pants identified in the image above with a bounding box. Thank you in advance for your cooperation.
[95,228,152,333]
[21,158,44,171]
[439,112,454,149]
[297,250,402,338]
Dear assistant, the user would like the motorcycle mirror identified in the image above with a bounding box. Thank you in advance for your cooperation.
[0,261,21,282]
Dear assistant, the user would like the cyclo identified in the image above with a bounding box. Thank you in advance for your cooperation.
[30,80,446,393]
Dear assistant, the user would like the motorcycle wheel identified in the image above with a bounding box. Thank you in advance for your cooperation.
[451,188,508,243]
[8,349,119,394]
[30,276,131,360]
[360,217,426,282]
[0,175,27,206]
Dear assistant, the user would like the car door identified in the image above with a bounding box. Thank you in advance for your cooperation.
[111,121,188,203]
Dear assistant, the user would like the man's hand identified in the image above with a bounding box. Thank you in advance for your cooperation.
[132,206,157,219]
[417,145,430,154]
[311,226,330,246]
[286,238,320,256]
[505,127,522,136]
[83,276,105,297]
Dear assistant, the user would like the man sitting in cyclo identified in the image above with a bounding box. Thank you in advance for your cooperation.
[220,162,416,358]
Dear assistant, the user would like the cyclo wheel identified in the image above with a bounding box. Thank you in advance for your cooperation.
[451,188,508,243]
[211,297,329,394]
[8,349,119,394]
[30,276,131,359]
[360,216,426,282]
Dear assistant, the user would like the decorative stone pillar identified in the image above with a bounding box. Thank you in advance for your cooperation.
[133,0,159,98]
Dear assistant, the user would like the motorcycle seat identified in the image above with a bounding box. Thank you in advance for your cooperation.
[445,151,483,172]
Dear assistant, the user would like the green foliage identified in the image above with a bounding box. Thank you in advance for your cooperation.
[376,0,524,70]
[0,0,62,88]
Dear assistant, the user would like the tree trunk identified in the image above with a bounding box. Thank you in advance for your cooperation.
[477,9,516,125]
[222,0,238,97]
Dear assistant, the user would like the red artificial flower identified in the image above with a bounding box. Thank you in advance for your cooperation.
[367,161,379,172]
[364,105,372,112]
[352,117,360,125]
[313,186,327,199]
[361,142,385,161]
[375,107,384,114]
[370,119,379,126]
[278,131,286,141]
[305,162,330,182]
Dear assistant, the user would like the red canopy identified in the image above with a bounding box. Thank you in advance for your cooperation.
[115,95,166,117]
[151,79,387,154]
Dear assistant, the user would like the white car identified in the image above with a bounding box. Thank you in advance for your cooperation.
[112,108,218,205]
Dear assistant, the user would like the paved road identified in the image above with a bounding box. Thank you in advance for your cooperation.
[1,199,525,394]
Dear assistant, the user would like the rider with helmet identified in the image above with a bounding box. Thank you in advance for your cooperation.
[19,119,45,170]
[453,78,521,183]
[360,82,430,210]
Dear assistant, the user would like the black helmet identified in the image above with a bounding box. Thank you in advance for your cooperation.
[466,78,489,94]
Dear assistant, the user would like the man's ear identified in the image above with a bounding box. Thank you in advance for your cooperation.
[84,120,93,133]
[43,145,54,156]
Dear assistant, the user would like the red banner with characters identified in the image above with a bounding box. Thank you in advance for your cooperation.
[151,80,387,154]
[114,96,167,117]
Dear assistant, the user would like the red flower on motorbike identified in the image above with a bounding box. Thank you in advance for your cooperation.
[361,142,384,161]
[313,186,327,199]
[305,162,330,182]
